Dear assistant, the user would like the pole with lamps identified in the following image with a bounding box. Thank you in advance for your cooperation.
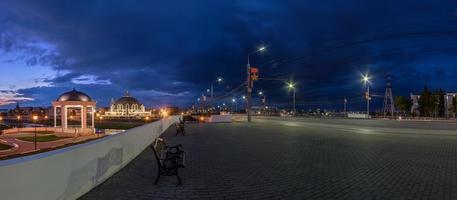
[258,90,266,115]
[246,46,266,122]
[362,74,371,116]
[210,77,223,109]
[287,81,296,116]
[33,115,38,150]
[232,98,237,113]
[16,115,21,132]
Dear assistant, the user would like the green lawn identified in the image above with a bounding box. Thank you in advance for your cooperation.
[18,135,70,142]
[0,143,12,150]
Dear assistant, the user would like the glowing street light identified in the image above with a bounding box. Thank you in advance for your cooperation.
[361,73,371,116]
[287,81,296,116]
[210,76,224,109]
[33,115,38,150]
[246,45,267,122]
[232,98,237,112]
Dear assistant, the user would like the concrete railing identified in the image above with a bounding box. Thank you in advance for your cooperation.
[2,127,95,135]
[0,115,180,200]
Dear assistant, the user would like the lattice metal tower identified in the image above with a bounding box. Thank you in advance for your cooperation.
[383,72,395,116]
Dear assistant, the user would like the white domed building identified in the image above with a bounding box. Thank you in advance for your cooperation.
[52,88,96,134]
[104,91,151,119]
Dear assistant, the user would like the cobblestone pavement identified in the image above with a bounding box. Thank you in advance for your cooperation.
[81,118,457,200]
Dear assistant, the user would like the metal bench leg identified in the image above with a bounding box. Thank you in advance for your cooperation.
[176,172,182,185]
[154,172,161,185]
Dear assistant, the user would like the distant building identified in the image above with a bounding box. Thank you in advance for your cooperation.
[7,103,48,120]
[103,91,151,119]
[445,93,457,117]
[410,93,420,115]
[410,92,457,117]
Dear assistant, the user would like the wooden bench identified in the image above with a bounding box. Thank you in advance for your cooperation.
[151,138,185,185]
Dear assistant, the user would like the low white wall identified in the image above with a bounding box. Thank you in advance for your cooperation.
[0,116,180,200]
[208,115,232,123]
[3,127,94,135]
[347,113,371,119]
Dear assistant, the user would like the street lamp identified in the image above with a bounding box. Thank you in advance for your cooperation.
[362,73,371,116]
[16,115,21,132]
[246,45,267,122]
[258,90,266,115]
[287,81,296,116]
[33,115,38,150]
[210,76,224,108]
[232,98,237,113]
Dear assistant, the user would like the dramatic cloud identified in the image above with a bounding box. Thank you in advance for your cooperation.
[0,0,457,109]
[0,90,34,106]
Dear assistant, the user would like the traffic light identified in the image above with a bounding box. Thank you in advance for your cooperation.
[250,67,259,81]
[365,91,371,100]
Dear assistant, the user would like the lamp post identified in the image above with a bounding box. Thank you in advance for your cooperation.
[258,90,266,115]
[33,115,38,150]
[362,74,371,116]
[16,116,21,132]
[44,115,49,131]
[287,82,296,116]
[210,77,223,110]
[232,98,237,113]
[145,116,150,123]
[246,46,266,122]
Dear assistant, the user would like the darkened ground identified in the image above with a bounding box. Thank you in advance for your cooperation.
[81,118,457,199]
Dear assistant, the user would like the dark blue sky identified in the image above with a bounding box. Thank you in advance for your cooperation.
[1,0,457,111]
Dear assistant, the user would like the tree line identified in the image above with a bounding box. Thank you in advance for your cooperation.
[394,86,457,117]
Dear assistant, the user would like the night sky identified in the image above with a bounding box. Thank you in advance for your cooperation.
[1,0,457,111]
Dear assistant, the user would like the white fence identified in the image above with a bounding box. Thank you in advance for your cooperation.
[347,113,371,119]
[0,115,180,200]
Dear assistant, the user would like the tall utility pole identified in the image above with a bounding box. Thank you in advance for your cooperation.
[246,56,252,122]
[383,72,395,117]
[246,46,266,122]
[287,81,296,116]
[362,74,371,116]
[293,88,296,115]
[367,86,370,115]
[210,77,223,111]
[344,98,347,113]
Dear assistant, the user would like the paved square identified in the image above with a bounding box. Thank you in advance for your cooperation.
[82,118,457,199]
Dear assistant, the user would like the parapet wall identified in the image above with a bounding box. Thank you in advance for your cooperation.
[0,115,180,200]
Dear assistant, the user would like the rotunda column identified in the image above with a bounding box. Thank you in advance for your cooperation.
[53,106,57,128]
[61,105,67,129]
[82,106,87,129]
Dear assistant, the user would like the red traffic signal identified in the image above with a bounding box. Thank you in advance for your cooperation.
[250,67,259,81]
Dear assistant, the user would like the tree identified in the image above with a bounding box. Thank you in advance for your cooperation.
[450,96,457,118]
[436,89,446,117]
[394,96,413,115]
[418,85,436,117]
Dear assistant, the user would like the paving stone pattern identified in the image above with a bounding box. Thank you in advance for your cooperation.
[82,120,457,200]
